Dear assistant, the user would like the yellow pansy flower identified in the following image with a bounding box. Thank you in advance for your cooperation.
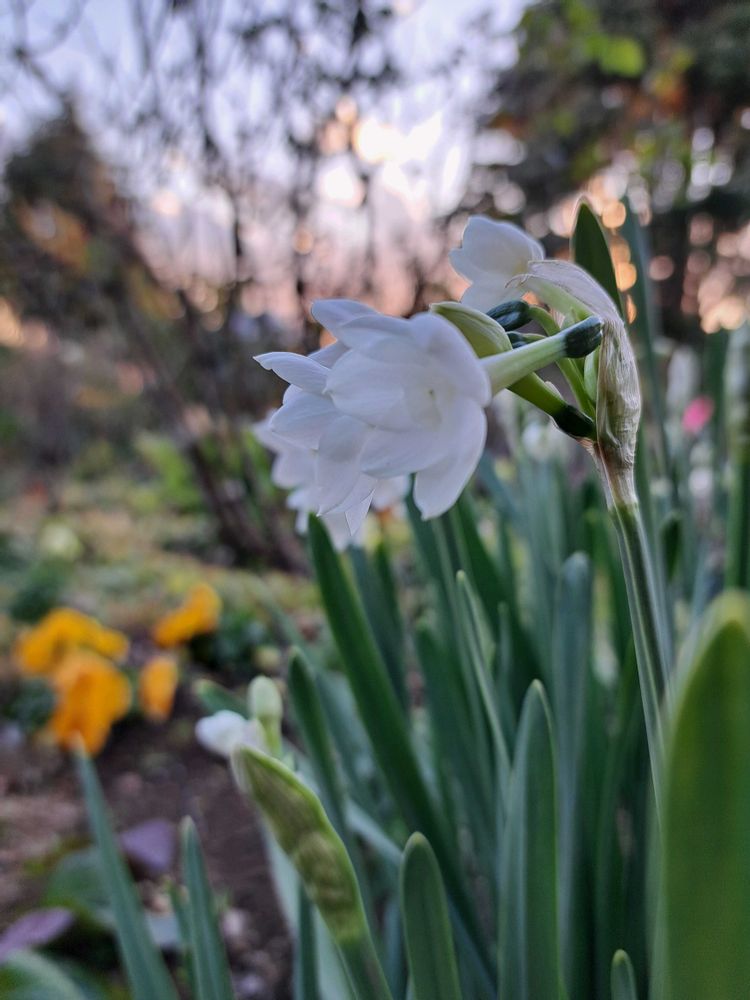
[46,649,131,755]
[14,607,129,676]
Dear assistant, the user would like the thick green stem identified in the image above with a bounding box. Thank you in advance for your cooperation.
[610,501,669,814]
[339,936,395,1000]
[726,453,750,590]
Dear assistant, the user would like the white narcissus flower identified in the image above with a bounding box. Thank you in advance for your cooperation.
[256,301,407,538]
[450,216,544,311]
[196,710,264,758]
[323,310,491,518]
[258,301,491,521]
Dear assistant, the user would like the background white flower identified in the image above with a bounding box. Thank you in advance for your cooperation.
[450,216,543,312]
[195,710,264,758]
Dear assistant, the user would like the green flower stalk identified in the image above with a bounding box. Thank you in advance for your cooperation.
[725,323,750,590]
[451,211,671,805]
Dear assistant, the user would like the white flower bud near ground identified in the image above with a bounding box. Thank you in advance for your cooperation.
[195,710,265,758]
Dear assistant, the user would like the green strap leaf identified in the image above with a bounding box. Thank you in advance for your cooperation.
[571,200,623,316]
[499,681,564,1000]
[77,753,179,1000]
[0,950,88,1000]
[662,591,750,1000]
[309,515,486,961]
[180,818,235,1000]
[611,950,638,1000]
[400,834,463,1000]
[308,515,432,833]
[552,554,593,994]
[294,887,321,1000]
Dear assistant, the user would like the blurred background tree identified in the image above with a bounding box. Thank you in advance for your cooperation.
[1,0,749,563]
[462,0,750,342]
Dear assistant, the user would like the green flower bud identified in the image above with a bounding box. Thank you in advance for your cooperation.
[233,746,366,943]
[248,676,283,756]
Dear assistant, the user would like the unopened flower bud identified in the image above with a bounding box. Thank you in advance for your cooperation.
[233,746,366,943]
[248,676,283,755]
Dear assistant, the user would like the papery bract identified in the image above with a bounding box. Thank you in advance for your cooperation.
[511,258,641,505]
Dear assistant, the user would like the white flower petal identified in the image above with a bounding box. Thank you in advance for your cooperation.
[321,511,356,550]
[360,424,446,477]
[332,313,418,357]
[457,277,518,312]
[411,313,491,404]
[254,352,329,393]
[311,298,379,334]
[309,340,349,368]
[270,391,335,448]
[315,415,370,513]
[325,352,412,429]
[345,497,371,536]
[452,217,543,281]
[412,401,487,518]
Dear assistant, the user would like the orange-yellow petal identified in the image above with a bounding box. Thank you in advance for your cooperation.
[14,607,129,675]
[152,584,221,647]
[138,655,179,722]
[46,650,131,755]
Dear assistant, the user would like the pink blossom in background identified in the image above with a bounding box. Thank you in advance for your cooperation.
[682,396,714,435]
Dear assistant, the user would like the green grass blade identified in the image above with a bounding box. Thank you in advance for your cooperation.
[308,515,431,830]
[309,515,485,958]
[0,951,88,1000]
[552,553,593,995]
[400,834,463,1000]
[288,650,376,927]
[180,818,235,1000]
[499,681,563,1000]
[77,753,179,1000]
[349,545,408,710]
[661,591,750,1000]
[193,679,248,717]
[455,571,511,812]
[289,650,350,836]
[294,887,320,1000]
[611,950,638,1000]
[621,196,671,482]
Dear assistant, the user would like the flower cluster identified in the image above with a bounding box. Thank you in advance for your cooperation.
[47,649,131,754]
[11,598,191,753]
[255,214,639,545]
[152,582,222,647]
